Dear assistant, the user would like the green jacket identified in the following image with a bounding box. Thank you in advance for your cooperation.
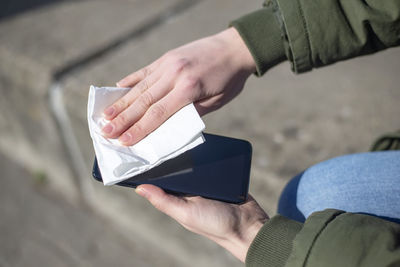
[231,0,400,266]
[231,0,400,76]
[246,210,400,267]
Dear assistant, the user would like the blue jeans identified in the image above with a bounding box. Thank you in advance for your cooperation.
[278,151,400,223]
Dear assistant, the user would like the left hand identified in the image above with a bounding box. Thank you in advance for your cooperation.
[135,184,269,262]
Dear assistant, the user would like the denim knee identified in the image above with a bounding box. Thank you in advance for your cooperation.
[295,151,400,219]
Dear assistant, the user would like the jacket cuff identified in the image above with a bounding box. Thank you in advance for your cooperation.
[275,0,312,73]
[245,215,302,267]
[230,7,286,76]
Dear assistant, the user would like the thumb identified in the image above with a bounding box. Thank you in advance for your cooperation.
[135,184,187,219]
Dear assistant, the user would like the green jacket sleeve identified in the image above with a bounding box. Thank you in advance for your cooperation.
[246,209,400,267]
[231,0,400,75]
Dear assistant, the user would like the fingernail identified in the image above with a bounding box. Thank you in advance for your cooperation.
[135,187,148,198]
[103,106,115,117]
[119,133,132,144]
[102,123,114,134]
[116,82,121,87]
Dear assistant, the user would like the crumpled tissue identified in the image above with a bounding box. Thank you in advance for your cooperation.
[87,85,205,185]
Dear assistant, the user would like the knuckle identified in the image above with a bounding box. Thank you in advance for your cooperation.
[138,79,149,93]
[138,91,154,109]
[116,113,129,126]
[131,123,144,136]
[171,58,190,74]
[152,199,165,211]
[114,98,127,111]
[183,75,200,89]
[140,67,149,78]
[149,103,167,120]
[151,194,172,213]
[180,75,201,99]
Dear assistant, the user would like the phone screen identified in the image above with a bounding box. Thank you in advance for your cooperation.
[92,133,252,203]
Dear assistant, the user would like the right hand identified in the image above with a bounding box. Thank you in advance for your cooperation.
[135,184,268,262]
[101,27,256,146]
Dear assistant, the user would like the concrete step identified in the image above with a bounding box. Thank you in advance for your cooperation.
[0,151,181,267]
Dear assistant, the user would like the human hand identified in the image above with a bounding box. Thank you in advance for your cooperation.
[101,27,256,146]
[135,184,268,262]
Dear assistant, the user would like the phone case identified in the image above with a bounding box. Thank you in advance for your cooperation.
[92,133,252,204]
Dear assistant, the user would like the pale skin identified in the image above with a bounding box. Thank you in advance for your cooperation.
[102,27,270,262]
[135,184,269,263]
[101,27,256,145]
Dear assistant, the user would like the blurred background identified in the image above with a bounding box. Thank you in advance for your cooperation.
[0,0,399,266]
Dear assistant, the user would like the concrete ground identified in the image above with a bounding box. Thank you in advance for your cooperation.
[0,152,180,267]
[0,0,399,266]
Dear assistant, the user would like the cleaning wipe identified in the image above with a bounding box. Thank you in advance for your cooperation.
[87,85,205,185]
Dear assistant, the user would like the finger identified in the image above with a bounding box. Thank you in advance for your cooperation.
[194,98,219,116]
[103,75,173,139]
[193,101,212,117]
[194,93,228,116]
[118,75,200,145]
[103,72,160,120]
[135,184,187,220]
[119,88,190,146]
[116,67,149,88]
[116,58,162,87]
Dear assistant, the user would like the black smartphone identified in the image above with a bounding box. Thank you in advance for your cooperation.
[92,133,252,204]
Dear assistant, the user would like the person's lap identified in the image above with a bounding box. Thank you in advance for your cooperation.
[278,151,400,223]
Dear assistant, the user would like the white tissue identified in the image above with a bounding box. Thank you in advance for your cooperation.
[87,85,205,185]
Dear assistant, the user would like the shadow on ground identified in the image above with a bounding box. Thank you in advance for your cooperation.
[0,0,67,21]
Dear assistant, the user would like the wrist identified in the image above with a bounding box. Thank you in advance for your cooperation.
[215,218,267,263]
[214,27,257,76]
[230,7,286,76]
